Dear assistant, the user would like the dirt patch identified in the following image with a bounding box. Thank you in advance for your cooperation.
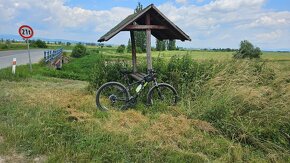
[0,156,4,163]
[0,154,46,163]
[33,156,47,163]
[0,153,26,163]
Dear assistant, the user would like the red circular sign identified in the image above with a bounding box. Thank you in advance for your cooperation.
[18,25,34,39]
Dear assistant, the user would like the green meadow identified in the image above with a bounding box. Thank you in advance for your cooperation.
[0,46,290,162]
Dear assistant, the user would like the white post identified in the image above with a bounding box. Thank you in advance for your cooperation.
[12,58,16,74]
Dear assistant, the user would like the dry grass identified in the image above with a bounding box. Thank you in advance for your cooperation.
[0,77,224,159]
[1,67,289,162]
[142,114,193,145]
[103,110,149,135]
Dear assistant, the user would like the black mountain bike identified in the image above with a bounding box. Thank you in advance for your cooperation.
[96,70,178,111]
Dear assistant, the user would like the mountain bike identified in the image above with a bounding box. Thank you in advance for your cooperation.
[96,70,178,111]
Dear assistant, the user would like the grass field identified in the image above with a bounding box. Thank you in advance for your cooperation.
[0,46,290,162]
[0,42,106,51]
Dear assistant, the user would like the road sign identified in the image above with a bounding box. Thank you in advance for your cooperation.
[18,25,34,39]
[18,25,33,71]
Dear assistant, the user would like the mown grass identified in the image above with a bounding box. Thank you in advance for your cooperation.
[0,77,280,162]
[0,48,290,162]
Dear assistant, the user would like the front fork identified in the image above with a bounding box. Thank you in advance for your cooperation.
[153,78,164,100]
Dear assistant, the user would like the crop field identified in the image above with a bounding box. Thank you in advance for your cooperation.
[0,46,290,162]
[0,42,106,51]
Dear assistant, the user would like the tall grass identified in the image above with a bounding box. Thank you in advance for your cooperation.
[88,55,290,158]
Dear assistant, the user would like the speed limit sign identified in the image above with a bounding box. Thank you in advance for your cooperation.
[18,25,34,39]
[18,25,34,72]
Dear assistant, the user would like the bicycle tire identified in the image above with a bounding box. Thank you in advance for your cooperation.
[147,83,178,106]
[96,82,130,111]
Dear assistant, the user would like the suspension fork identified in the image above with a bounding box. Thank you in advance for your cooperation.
[154,78,164,100]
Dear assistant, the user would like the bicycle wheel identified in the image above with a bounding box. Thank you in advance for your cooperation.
[96,82,130,111]
[147,83,178,106]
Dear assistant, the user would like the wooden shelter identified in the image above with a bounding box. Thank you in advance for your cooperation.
[98,4,191,75]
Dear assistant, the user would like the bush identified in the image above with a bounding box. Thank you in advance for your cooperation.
[116,45,125,53]
[31,39,48,48]
[0,43,9,49]
[89,55,223,100]
[71,43,87,58]
[233,40,262,59]
[136,47,143,53]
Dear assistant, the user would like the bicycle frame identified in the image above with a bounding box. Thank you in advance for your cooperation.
[123,72,159,103]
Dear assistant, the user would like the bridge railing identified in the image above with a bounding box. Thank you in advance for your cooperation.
[44,48,63,63]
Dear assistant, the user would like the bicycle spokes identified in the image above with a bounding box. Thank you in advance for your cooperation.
[97,83,129,110]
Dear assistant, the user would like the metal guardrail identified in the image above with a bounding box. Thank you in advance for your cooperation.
[44,48,63,62]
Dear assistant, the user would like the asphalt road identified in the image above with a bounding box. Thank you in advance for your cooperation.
[0,49,45,69]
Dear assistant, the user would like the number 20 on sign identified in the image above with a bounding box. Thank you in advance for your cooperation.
[18,25,34,39]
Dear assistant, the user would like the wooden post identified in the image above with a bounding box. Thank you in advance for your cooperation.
[146,13,152,71]
[130,31,137,73]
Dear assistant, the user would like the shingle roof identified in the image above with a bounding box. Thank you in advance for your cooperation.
[98,4,191,42]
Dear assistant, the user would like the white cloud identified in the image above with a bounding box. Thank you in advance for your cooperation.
[237,12,290,29]
[205,0,266,11]
[256,30,283,41]
[0,0,290,49]
[0,0,133,41]
[176,0,188,4]
[158,1,290,49]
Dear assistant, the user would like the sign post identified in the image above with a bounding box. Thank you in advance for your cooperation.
[18,25,34,72]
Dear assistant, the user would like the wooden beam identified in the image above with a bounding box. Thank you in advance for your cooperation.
[122,25,168,31]
[146,13,152,71]
[130,31,137,73]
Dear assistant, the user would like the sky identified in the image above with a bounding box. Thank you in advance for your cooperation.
[0,0,290,50]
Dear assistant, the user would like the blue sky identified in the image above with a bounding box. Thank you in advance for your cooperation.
[0,0,290,50]
[66,0,290,11]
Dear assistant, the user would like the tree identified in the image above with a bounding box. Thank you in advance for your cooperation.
[116,44,126,53]
[233,40,262,59]
[5,39,11,44]
[71,43,87,58]
[168,40,176,50]
[31,39,47,48]
[156,39,166,51]
[127,39,132,53]
[156,39,161,51]
[66,42,71,46]
[134,2,146,53]
[98,43,104,48]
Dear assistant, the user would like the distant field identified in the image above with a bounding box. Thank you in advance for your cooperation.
[0,42,106,51]
[0,42,29,51]
[1,42,290,61]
